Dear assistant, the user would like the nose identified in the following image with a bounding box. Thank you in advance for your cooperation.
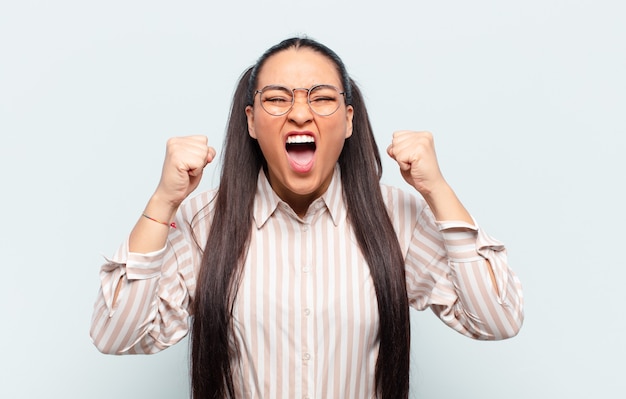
[287,89,313,124]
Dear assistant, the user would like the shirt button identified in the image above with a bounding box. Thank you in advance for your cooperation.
[302,266,311,273]
[304,308,311,316]
[303,352,311,361]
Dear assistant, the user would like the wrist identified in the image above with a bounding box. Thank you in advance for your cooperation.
[421,183,473,224]
[144,194,179,222]
[418,180,452,205]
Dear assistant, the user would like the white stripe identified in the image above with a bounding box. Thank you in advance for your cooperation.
[90,170,524,398]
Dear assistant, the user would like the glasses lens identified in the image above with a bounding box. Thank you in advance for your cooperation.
[259,86,292,116]
[258,85,343,116]
[309,85,342,116]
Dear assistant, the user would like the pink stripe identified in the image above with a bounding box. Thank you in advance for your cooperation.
[90,171,523,398]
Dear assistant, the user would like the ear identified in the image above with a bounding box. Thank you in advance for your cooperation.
[245,105,256,139]
[344,105,354,139]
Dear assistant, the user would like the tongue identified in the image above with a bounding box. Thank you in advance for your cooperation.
[287,146,315,167]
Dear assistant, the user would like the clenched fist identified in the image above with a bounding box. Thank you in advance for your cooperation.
[154,135,216,207]
[386,130,447,196]
[387,130,474,224]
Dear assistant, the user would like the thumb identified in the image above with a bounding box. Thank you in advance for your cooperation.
[386,144,395,159]
[188,146,217,177]
[206,146,217,163]
[388,145,411,171]
[188,166,204,178]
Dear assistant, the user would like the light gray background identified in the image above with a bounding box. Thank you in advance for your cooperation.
[1,0,624,398]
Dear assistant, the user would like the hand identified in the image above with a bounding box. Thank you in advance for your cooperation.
[386,130,447,196]
[153,135,216,208]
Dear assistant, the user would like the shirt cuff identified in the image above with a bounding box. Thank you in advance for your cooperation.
[435,219,506,262]
[435,218,481,262]
[104,238,167,280]
[435,219,478,231]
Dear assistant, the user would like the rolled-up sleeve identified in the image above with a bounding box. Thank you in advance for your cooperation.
[89,199,206,355]
[404,205,524,340]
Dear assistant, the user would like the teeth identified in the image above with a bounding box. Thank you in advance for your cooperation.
[286,135,315,144]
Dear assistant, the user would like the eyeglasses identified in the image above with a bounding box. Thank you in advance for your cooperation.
[254,84,346,116]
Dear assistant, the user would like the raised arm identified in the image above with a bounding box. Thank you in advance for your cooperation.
[90,136,215,354]
[130,135,216,254]
[387,130,523,339]
[386,130,473,224]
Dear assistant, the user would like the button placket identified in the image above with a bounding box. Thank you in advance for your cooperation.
[300,216,314,397]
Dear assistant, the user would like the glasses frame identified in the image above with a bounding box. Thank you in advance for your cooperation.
[254,84,346,116]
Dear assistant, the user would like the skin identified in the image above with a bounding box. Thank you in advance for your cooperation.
[125,46,497,296]
[245,48,353,217]
[129,135,215,254]
[387,129,473,223]
[387,130,498,291]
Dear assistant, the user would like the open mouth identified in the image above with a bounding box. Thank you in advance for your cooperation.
[286,134,316,169]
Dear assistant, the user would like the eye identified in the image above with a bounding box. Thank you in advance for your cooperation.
[264,96,290,104]
[309,86,339,103]
[261,86,293,104]
[310,96,336,104]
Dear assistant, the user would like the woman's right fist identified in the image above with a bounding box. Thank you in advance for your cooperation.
[154,135,216,207]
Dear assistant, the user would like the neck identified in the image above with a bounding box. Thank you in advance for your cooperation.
[279,190,318,218]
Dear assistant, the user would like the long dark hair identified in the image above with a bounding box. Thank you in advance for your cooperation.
[191,37,410,398]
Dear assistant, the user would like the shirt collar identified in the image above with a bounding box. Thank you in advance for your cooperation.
[321,165,345,227]
[253,165,345,229]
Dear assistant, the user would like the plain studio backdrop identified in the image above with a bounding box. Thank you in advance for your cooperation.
[1,1,624,398]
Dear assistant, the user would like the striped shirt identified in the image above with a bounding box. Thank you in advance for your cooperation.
[90,167,524,398]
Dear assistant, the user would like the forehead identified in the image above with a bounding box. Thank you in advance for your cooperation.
[256,48,342,88]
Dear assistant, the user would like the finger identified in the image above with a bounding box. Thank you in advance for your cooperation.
[387,142,411,170]
[206,146,217,163]
[398,161,411,172]
[392,148,412,171]
[187,134,209,145]
[188,145,218,177]
[386,144,395,159]
[188,165,205,177]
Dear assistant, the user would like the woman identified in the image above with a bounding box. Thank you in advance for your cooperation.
[91,37,524,399]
